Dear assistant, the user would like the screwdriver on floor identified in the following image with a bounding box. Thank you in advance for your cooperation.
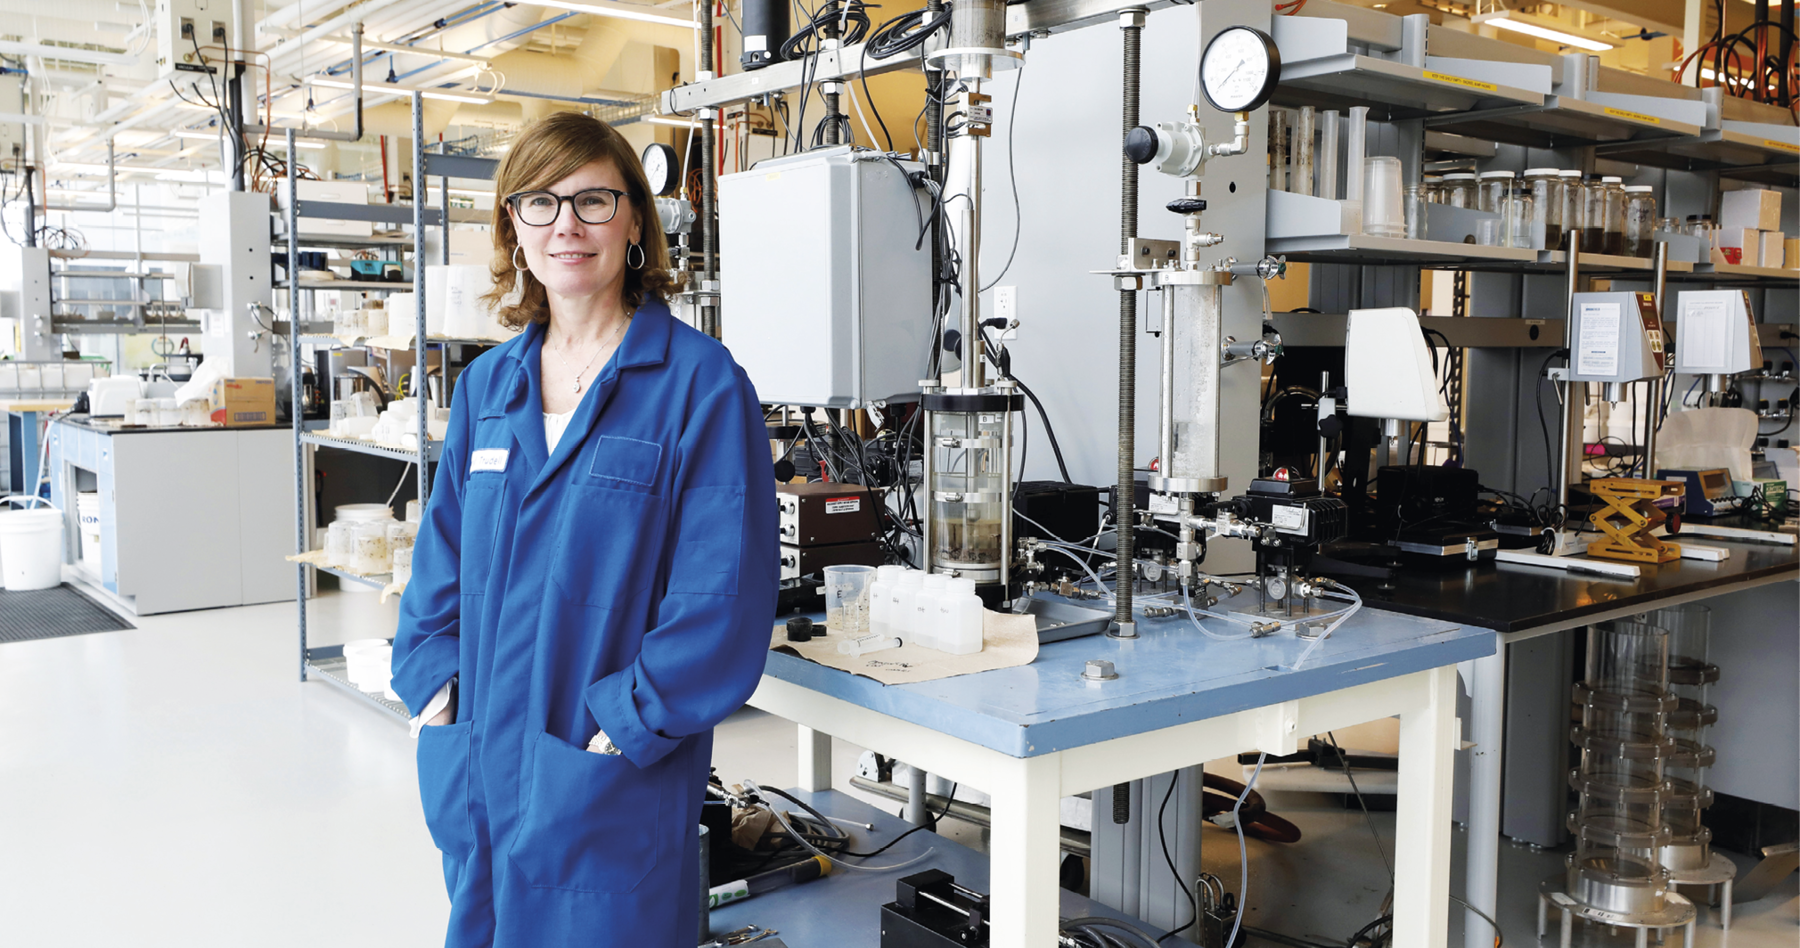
[708,855,832,909]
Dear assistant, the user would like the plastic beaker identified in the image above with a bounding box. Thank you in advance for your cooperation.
[1362,157,1404,237]
[823,564,877,637]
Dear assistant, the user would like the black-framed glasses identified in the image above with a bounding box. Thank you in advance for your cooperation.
[506,187,627,226]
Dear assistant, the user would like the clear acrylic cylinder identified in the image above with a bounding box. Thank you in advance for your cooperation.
[923,399,1015,584]
[1585,620,1670,694]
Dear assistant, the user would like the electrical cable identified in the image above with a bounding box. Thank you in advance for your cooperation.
[1155,773,1200,943]
[979,61,1025,292]
[749,782,938,872]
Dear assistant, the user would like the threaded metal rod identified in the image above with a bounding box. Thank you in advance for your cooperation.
[1114,11,1144,634]
[699,0,720,337]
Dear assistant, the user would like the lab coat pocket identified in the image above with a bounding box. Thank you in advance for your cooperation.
[416,720,477,858]
[510,731,664,893]
[551,485,664,605]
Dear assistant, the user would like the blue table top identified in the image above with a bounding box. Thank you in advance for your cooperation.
[765,602,1492,758]
[707,789,1145,947]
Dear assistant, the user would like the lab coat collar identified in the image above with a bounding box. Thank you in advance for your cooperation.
[497,299,675,493]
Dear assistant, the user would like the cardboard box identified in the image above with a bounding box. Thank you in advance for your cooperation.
[1760,230,1787,268]
[209,377,277,427]
[1717,226,1759,250]
[1786,237,1799,269]
[1720,187,1782,231]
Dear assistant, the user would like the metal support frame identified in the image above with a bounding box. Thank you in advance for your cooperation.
[748,663,1462,948]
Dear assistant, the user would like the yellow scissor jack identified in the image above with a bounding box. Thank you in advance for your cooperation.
[1586,478,1685,564]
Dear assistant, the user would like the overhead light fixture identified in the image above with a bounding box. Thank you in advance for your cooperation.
[644,115,699,127]
[156,168,227,183]
[309,77,493,105]
[0,39,138,66]
[528,0,697,29]
[1473,11,1614,51]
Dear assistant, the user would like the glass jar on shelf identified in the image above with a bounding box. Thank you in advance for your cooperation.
[1506,183,1537,248]
[1558,170,1584,251]
[1477,170,1514,213]
[1623,185,1658,258]
[1442,172,1478,209]
[1523,168,1562,250]
[1598,176,1627,254]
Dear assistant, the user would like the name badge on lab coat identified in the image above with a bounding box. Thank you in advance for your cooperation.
[471,449,509,473]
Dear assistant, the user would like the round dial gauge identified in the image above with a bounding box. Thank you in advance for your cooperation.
[1199,27,1281,114]
[641,142,679,197]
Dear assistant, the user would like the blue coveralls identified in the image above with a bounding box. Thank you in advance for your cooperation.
[391,299,778,947]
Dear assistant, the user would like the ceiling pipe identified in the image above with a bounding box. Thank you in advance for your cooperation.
[242,22,366,142]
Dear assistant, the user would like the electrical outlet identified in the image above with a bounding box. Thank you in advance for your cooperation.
[994,285,1018,341]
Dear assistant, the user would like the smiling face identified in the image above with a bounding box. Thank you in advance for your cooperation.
[507,159,642,308]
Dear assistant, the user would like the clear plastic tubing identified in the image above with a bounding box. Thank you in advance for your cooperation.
[1344,106,1368,206]
[1287,584,1364,670]
[1317,110,1341,200]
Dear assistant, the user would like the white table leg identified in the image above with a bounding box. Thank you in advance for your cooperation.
[1465,646,1506,948]
[1392,666,1457,948]
[797,724,832,792]
[986,752,1063,948]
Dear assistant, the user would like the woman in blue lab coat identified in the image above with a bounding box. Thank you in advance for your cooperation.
[391,112,778,948]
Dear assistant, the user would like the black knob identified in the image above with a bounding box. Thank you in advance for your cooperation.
[785,616,816,642]
[1124,126,1159,164]
[1166,197,1207,214]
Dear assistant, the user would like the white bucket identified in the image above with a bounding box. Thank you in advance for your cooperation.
[0,497,64,591]
[76,492,101,572]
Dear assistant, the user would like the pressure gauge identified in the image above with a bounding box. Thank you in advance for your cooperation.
[641,143,679,197]
[1199,26,1281,114]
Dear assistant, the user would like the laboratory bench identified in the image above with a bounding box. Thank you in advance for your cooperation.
[47,415,295,615]
[1326,526,1799,638]
[1317,528,1796,948]
[750,601,1491,948]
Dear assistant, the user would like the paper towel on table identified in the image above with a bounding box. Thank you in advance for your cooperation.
[769,610,1039,685]
[1657,407,1759,482]
[171,358,225,404]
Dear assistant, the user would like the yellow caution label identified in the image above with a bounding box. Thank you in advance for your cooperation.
[1423,71,1498,92]
[1763,138,1800,153]
[1604,107,1662,125]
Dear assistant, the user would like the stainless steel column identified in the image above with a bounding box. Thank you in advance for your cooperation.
[1556,230,1584,513]
[1646,241,1668,478]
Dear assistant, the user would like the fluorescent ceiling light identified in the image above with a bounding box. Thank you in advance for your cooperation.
[326,36,494,64]
[528,0,697,29]
[309,77,493,105]
[644,115,699,127]
[170,127,327,147]
[447,187,495,197]
[156,168,226,183]
[0,40,137,66]
[1473,11,1614,51]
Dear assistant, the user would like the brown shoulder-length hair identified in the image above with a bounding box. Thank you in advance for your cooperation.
[484,112,682,329]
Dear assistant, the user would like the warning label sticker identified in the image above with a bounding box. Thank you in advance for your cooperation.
[825,497,862,514]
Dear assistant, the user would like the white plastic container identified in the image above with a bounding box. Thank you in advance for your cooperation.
[936,578,985,655]
[890,570,925,644]
[342,639,391,691]
[868,565,905,638]
[0,499,63,591]
[335,503,394,523]
[914,574,949,651]
[75,492,101,573]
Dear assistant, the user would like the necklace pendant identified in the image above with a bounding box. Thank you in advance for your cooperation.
[573,377,583,393]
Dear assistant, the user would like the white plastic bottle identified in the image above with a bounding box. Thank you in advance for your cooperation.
[938,578,985,655]
[868,565,905,637]
[890,570,925,645]
[915,574,949,651]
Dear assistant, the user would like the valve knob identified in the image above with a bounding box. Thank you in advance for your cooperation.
[1166,197,1207,214]
[1123,126,1159,164]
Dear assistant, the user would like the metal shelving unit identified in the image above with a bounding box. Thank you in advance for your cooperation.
[288,93,498,723]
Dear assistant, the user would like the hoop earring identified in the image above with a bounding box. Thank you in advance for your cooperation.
[627,242,646,270]
[512,246,528,272]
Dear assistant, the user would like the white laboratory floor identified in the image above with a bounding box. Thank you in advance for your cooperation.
[0,589,1794,947]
